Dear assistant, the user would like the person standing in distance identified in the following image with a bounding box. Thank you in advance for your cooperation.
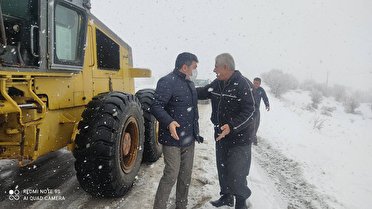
[151,52,203,209]
[197,53,255,209]
[252,77,270,145]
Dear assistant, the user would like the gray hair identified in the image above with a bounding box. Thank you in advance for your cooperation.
[215,53,235,70]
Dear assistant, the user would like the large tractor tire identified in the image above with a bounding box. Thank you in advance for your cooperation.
[73,92,144,197]
[135,89,162,162]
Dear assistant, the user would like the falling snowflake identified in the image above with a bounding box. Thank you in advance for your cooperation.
[187,107,193,112]
[98,165,103,170]
[113,109,118,116]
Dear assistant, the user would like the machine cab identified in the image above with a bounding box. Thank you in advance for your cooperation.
[0,0,89,72]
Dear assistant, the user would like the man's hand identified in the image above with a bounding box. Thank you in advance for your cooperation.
[168,121,180,140]
[266,106,270,111]
[216,124,230,141]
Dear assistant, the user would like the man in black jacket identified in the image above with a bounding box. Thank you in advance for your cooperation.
[197,53,255,209]
[151,52,202,209]
[252,77,270,145]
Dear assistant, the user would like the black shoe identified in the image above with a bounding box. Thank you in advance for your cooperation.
[235,195,248,209]
[210,194,234,207]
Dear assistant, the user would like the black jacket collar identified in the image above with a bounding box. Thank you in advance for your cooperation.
[220,70,242,86]
[173,68,188,80]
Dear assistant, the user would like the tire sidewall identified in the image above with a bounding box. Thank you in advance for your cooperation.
[114,99,144,186]
[135,89,163,162]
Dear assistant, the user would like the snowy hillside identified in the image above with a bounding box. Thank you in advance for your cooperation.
[256,89,372,209]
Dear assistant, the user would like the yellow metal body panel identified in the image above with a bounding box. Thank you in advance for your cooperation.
[130,68,152,78]
[0,15,152,164]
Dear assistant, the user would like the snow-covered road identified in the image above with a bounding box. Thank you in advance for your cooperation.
[1,101,356,209]
[0,104,289,209]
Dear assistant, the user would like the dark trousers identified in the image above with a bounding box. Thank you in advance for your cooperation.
[153,143,195,209]
[215,141,252,199]
[254,110,260,136]
[252,110,260,143]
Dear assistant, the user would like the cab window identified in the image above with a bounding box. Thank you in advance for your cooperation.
[54,3,86,66]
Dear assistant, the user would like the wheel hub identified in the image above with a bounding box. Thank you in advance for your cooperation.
[120,117,139,174]
[122,132,131,156]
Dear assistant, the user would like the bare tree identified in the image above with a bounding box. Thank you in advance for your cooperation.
[261,69,299,98]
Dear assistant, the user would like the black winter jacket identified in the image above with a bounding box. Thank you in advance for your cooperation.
[197,71,255,146]
[151,69,202,147]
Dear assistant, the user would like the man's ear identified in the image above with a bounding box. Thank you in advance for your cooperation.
[180,64,187,72]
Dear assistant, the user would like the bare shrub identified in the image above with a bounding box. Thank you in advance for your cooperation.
[300,79,330,97]
[261,69,299,98]
[343,92,360,114]
[313,117,326,130]
[331,84,347,102]
[300,79,317,91]
[305,104,315,111]
[321,106,336,116]
[310,89,323,109]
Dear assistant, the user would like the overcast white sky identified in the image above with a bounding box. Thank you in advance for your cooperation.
[91,0,372,90]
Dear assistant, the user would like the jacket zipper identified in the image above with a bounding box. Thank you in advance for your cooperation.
[217,81,227,128]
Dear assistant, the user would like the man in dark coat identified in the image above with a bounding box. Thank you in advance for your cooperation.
[151,52,202,209]
[197,53,255,209]
[252,77,270,145]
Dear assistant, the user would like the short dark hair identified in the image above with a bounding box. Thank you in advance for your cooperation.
[254,77,261,83]
[175,52,198,70]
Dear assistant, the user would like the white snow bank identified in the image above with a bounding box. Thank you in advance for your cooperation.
[259,89,372,209]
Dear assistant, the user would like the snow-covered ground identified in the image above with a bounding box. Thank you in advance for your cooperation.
[0,104,286,209]
[257,89,372,209]
[1,88,371,209]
